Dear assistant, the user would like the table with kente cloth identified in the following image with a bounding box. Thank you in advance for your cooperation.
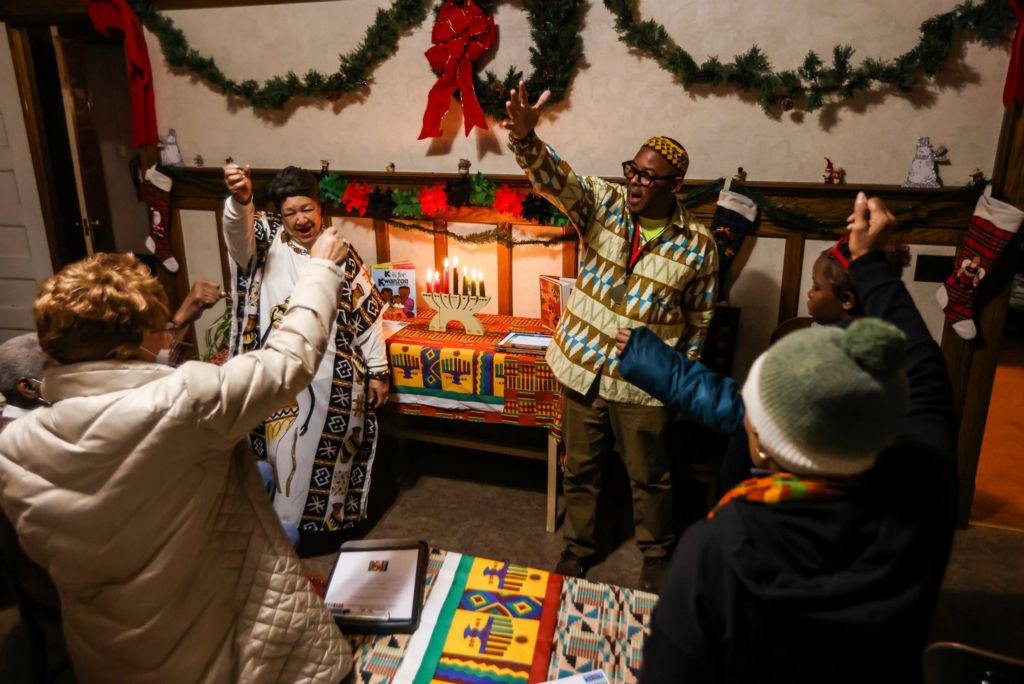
[384,311,562,531]
[345,549,657,684]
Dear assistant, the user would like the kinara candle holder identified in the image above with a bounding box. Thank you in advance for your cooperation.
[424,292,491,336]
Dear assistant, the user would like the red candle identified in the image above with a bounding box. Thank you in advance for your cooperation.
[426,267,433,294]
[443,258,450,294]
[434,273,441,294]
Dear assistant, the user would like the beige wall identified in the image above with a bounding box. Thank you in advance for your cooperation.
[149,0,1009,182]
[153,0,1006,367]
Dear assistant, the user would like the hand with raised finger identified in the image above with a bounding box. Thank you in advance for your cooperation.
[501,80,551,140]
[847,192,898,261]
[223,163,252,204]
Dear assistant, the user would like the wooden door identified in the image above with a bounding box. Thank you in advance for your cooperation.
[0,25,54,342]
[51,27,117,255]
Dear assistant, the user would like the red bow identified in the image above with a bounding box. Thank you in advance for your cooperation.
[1004,0,1024,106]
[86,0,158,148]
[418,0,495,139]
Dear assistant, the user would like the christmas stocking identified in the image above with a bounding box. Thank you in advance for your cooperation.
[936,194,1023,340]
[710,189,758,299]
[139,165,179,272]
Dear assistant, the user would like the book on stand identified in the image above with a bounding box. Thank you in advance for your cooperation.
[540,275,575,331]
[372,260,417,318]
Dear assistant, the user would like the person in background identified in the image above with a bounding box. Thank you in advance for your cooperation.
[0,241,354,683]
[223,164,389,555]
[805,234,911,329]
[618,194,956,682]
[504,81,719,591]
[0,334,46,428]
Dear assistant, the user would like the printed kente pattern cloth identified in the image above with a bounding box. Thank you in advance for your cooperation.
[388,313,556,419]
[346,551,656,684]
[509,133,718,406]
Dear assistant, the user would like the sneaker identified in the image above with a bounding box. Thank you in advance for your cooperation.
[639,556,668,593]
[555,549,589,578]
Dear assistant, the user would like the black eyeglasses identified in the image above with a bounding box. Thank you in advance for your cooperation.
[622,161,680,187]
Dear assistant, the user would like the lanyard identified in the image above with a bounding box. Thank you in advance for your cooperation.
[627,215,664,274]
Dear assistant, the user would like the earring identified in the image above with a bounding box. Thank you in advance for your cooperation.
[756,447,771,466]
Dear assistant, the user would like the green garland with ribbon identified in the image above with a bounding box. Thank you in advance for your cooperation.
[604,0,1016,115]
[133,0,1014,117]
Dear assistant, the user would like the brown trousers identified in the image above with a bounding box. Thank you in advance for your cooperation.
[561,384,674,560]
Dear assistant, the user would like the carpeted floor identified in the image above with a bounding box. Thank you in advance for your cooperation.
[972,330,1024,530]
[4,444,1024,682]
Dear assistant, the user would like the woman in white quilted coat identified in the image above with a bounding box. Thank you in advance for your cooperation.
[0,230,354,683]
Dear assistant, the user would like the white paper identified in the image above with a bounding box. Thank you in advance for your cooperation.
[497,332,552,348]
[324,548,419,620]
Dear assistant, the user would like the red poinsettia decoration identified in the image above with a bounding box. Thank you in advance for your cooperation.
[341,181,371,216]
[419,183,450,217]
[492,184,525,217]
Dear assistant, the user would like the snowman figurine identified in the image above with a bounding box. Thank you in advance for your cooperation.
[902,136,948,188]
[159,129,184,167]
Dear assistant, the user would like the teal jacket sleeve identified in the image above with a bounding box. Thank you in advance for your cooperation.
[617,326,745,435]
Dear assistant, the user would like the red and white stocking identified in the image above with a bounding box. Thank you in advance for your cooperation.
[139,166,178,272]
[936,195,1023,340]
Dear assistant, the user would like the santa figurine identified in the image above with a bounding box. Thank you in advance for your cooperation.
[832,165,846,184]
[823,158,835,184]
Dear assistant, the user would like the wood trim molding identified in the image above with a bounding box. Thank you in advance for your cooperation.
[941,99,1024,527]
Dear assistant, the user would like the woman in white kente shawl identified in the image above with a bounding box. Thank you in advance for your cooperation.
[222,164,390,553]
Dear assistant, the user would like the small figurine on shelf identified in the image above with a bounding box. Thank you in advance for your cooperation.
[320,160,330,175]
[733,167,747,183]
[159,129,184,166]
[823,158,835,184]
[968,167,986,185]
[903,136,949,188]
[224,156,234,166]
[458,158,472,178]
[832,165,846,184]
[385,162,396,173]
[193,154,204,168]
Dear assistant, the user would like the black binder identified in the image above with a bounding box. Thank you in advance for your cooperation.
[323,538,428,633]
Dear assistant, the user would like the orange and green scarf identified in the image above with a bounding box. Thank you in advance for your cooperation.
[708,472,848,519]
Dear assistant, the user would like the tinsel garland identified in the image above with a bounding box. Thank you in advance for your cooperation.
[604,0,1017,115]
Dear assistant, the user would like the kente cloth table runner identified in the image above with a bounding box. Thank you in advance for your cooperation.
[386,312,561,435]
[347,550,657,684]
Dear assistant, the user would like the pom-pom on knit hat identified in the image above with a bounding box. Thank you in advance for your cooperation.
[741,318,910,476]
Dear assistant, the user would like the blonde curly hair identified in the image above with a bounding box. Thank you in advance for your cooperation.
[35,253,170,363]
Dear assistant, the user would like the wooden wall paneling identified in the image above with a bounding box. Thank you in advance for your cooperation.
[373,218,390,265]
[213,212,232,290]
[497,222,513,315]
[777,235,805,323]
[941,99,1024,527]
[561,225,578,277]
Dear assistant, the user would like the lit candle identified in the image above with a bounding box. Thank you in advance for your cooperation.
[443,258,450,294]
[462,266,469,295]
[479,270,486,298]
[426,267,433,294]
[452,256,459,294]
[470,269,477,297]
[434,273,441,295]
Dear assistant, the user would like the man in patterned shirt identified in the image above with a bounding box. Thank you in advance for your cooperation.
[504,82,718,592]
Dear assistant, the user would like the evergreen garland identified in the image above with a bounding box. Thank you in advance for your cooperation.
[604,0,1017,115]
[130,0,431,110]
